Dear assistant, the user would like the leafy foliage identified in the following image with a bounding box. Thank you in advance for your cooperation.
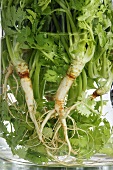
[1,0,113,166]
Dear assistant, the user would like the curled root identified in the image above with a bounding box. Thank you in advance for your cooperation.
[40,109,55,134]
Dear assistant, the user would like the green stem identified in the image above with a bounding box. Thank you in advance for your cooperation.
[77,74,82,97]
[61,13,65,33]
[67,84,77,107]
[52,13,70,58]
[101,52,108,79]
[40,79,46,99]
[84,22,94,41]
[33,52,41,100]
[66,14,72,47]
[39,66,47,99]
[6,36,21,66]
[8,0,13,6]
[55,0,76,33]
[6,36,14,61]
[29,50,37,77]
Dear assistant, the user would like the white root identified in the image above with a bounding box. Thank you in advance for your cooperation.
[55,59,85,112]
[40,109,55,134]
[61,116,72,155]
[5,36,97,164]
[65,102,81,117]
[46,150,70,166]
[20,77,36,114]
[52,123,61,141]
[67,115,76,138]
[52,102,80,143]
[55,59,85,155]
[5,37,47,143]
[13,60,43,141]
[21,77,42,140]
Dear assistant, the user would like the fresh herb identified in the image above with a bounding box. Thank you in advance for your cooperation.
[1,0,113,166]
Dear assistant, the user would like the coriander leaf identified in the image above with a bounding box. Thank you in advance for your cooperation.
[17,26,31,42]
[2,6,27,35]
[25,149,48,164]
[38,0,51,11]
[1,101,9,121]
[26,9,36,20]
[95,23,107,47]
[76,103,91,117]
[14,147,27,159]
[44,70,58,82]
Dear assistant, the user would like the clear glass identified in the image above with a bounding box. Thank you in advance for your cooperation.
[0,139,113,170]
[1,1,113,168]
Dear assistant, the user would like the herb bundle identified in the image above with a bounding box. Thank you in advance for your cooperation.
[0,0,113,166]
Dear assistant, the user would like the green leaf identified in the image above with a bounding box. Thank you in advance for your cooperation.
[25,149,48,164]
[1,0,113,165]
[17,26,31,44]
[26,9,36,19]
[78,22,87,29]
[95,23,107,47]
[44,70,58,82]
[70,138,79,146]
[14,147,27,159]
[87,78,96,89]
[38,0,51,11]
[77,103,91,117]
[2,6,27,35]
[43,127,53,138]
[1,101,10,121]
[101,148,113,156]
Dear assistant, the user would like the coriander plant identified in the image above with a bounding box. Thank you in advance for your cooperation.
[0,0,113,166]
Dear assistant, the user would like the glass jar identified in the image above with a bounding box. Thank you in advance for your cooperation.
[0,0,113,168]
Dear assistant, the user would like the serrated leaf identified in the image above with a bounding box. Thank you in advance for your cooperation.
[77,104,91,117]
[26,9,36,19]
[25,149,48,164]
[15,147,27,159]
[38,0,51,11]
[1,101,10,121]
[44,70,58,82]
[78,22,87,29]
[2,6,27,35]
[95,23,107,47]
[17,26,31,43]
